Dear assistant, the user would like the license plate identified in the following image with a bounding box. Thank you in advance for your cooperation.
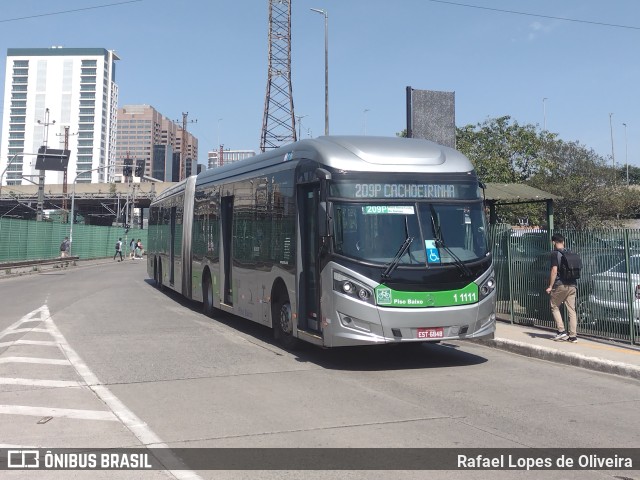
[417,327,444,339]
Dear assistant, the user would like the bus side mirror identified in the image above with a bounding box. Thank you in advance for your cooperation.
[318,201,333,238]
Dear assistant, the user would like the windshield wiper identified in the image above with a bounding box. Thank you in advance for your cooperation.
[429,204,472,277]
[381,236,414,281]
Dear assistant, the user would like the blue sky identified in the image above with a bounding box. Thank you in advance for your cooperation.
[0,0,638,169]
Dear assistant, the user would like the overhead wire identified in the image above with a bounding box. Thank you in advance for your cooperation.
[426,0,640,31]
[0,0,143,24]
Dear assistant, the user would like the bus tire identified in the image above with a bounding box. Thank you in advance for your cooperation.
[273,294,299,350]
[203,271,214,316]
[157,260,164,291]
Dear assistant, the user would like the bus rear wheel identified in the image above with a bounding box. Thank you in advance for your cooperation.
[157,260,164,291]
[203,272,214,316]
[273,296,299,350]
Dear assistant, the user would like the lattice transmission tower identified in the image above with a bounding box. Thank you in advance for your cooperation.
[260,0,296,152]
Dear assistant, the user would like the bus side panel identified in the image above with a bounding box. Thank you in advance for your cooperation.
[181,177,196,299]
[192,183,221,306]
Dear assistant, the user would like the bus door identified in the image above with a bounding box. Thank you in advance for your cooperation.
[298,184,321,333]
[221,195,234,306]
[169,206,176,286]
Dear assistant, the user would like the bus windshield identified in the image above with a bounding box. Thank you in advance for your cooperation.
[333,202,488,266]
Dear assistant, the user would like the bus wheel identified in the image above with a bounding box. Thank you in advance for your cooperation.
[273,296,299,350]
[157,261,164,291]
[203,272,214,316]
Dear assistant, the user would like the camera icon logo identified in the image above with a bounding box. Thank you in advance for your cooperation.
[7,450,40,469]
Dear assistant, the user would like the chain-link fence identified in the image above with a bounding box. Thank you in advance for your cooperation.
[490,225,639,344]
[0,218,147,262]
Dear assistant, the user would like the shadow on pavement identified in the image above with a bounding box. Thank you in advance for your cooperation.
[144,279,489,372]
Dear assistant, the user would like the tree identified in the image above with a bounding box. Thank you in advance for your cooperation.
[456,116,556,183]
[456,116,640,228]
[529,140,619,228]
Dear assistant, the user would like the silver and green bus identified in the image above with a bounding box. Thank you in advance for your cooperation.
[147,136,496,348]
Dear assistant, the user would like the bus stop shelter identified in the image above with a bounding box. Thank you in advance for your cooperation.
[484,183,561,229]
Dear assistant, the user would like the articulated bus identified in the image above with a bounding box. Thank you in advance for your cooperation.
[147,136,496,348]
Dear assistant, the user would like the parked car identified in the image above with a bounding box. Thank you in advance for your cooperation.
[580,255,640,329]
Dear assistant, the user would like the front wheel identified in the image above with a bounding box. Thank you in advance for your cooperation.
[273,296,299,350]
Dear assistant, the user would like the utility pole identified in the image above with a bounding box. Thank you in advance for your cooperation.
[36,108,56,221]
[56,126,76,223]
[176,112,197,181]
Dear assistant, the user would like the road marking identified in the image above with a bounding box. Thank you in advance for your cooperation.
[0,378,82,388]
[0,340,58,348]
[0,328,49,338]
[40,305,203,480]
[0,357,70,365]
[0,405,118,421]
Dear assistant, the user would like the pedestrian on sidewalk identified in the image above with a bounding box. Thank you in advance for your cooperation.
[546,234,578,343]
[114,238,124,262]
[59,236,70,258]
[129,237,136,260]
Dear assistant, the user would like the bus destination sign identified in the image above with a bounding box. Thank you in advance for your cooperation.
[331,182,475,199]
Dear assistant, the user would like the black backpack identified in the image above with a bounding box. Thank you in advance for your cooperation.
[558,250,582,281]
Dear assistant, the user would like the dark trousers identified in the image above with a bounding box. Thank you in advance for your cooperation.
[114,250,123,260]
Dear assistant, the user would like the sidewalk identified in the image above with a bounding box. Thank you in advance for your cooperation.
[471,318,640,381]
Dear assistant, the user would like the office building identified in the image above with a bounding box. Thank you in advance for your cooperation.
[0,47,119,185]
[115,105,198,182]
[208,148,255,169]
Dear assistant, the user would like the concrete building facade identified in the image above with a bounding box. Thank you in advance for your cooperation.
[207,148,255,169]
[0,47,119,185]
[115,105,198,182]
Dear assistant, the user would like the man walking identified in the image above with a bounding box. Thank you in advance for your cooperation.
[114,237,124,262]
[546,234,578,343]
[60,236,70,258]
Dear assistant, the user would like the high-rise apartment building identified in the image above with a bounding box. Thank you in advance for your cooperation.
[115,105,198,182]
[0,47,119,185]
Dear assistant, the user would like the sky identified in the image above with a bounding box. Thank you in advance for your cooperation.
[0,0,639,169]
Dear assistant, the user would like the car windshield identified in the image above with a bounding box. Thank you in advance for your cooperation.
[333,202,488,266]
[608,256,640,274]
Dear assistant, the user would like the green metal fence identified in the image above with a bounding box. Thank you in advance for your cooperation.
[490,225,639,345]
[0,218,147,262]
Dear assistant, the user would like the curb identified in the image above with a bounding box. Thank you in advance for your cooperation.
[471,337,640,381]
[0,257,119,279]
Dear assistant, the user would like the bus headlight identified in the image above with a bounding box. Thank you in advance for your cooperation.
[479,276,496,300]
[333,271,374,305]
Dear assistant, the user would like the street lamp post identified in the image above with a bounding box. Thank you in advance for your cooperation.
[311,8,329,136]
[609,113,616,181]
[363,109,370,135]
[36,108,56,221]
[69,165,109,256]
[623,122,629,185]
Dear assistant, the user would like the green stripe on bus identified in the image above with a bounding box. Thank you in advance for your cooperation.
[374,283,479,308]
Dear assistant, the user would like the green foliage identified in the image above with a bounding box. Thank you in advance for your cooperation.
[455,116,640,228]
[456,116,557,183]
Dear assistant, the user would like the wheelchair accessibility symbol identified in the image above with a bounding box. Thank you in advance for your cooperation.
[425,240,440,264]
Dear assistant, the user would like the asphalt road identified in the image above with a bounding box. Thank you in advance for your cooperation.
[0,260,638,480]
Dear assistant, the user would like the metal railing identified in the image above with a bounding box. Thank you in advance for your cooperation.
[490,226,639,344]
